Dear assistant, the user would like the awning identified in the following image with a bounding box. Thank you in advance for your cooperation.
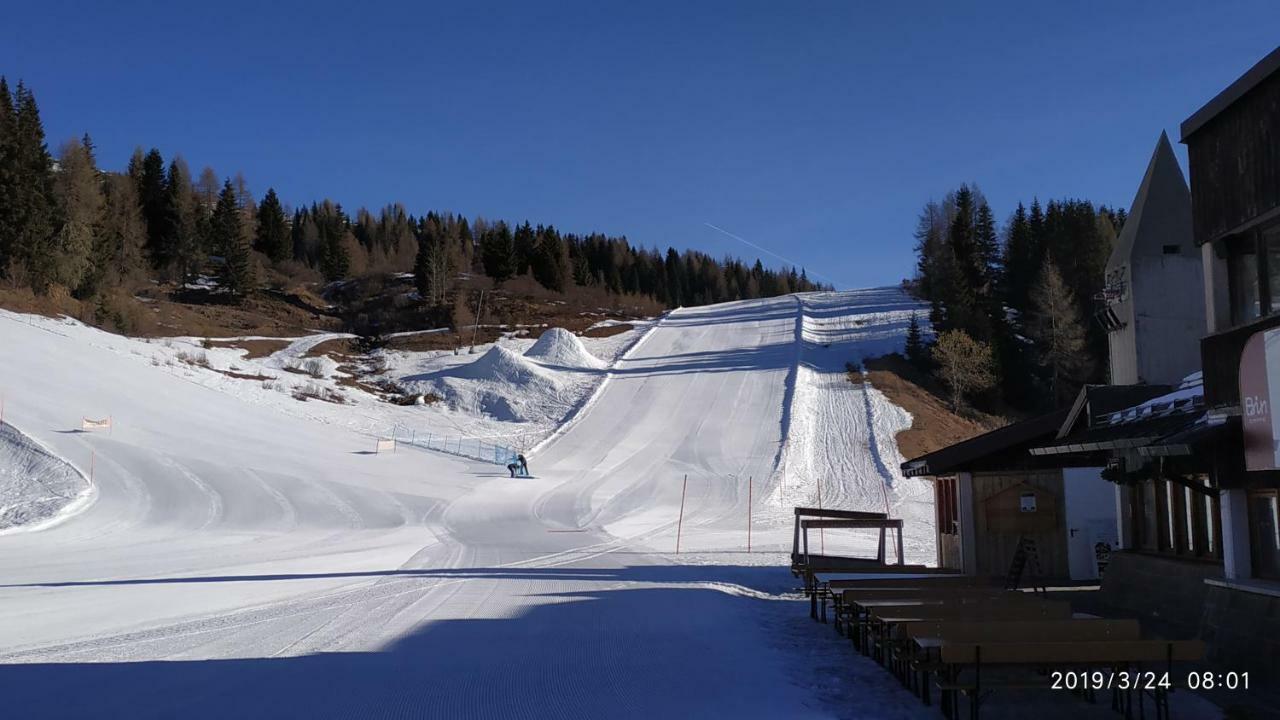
[1138,417,1236,457]
[1030,411,1206,457]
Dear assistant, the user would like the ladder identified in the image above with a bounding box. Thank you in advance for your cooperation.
[1005,536,1047,594]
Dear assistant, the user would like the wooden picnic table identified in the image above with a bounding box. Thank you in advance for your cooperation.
[898,619,1143,706]
[935,639,1204,720]
[859,600,1073,663]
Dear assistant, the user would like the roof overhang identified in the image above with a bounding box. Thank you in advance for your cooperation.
[1181,45,1280,142]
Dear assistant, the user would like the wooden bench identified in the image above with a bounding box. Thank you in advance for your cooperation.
[861,600,1073,664]
[833,585,1009,635]
[792,559,943,622]
[899,619,1142,705]
[935,639,1204,720]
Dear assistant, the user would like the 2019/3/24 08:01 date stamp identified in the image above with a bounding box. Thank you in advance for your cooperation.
[1051,671,1250,691]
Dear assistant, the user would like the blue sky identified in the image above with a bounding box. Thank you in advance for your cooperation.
[3,1,1276,288]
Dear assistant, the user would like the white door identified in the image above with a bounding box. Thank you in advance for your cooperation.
[1063,467,1120,581]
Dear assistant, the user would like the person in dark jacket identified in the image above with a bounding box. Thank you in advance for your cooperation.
[517,454,529,477]
[507,461,520,478]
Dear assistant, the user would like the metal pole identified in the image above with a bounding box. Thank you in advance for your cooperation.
[747,475,753,553]
[817,477,825,555]
[675,474,688,554]
[470,290,486,353]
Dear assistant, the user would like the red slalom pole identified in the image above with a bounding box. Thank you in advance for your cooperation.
[675,474,688,554]
[747,475,753,553]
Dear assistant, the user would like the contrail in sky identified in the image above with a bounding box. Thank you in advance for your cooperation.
[703,222,843,289]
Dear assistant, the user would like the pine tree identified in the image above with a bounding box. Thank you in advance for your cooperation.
[480,222,516,282]
[213,180,254,298]
[1028,256,1090,406]
[904,312,927,368]
[135,148,168,267]
[161,159,200,281]
[254,188,289,262]
[0,77,18,277]
[1002,202,1037,313]
[8,81,57,290]
[315,200,351,281]
[513,221,536,275]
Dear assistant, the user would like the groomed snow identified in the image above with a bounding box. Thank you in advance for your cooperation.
[0,290,951,719]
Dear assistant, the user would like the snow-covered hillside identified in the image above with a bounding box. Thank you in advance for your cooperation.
[0,288,936,719]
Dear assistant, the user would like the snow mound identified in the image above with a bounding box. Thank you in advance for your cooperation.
[524,328,605,369]
[0,422,91,531]
[456,345,559,383]
[423,345,569,422]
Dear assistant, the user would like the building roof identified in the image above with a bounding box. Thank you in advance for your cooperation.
[900,409,1069,477]
[1104,133,1192,275]
[1032,375,1205,456]
[1055,383,1175,441]
[1181,45,1280,141]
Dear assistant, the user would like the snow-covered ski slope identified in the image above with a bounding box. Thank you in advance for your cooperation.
[0,288,933,719]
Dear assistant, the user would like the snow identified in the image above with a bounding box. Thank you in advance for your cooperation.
[524,327,606,369]
[0,289,1213,719]
[0,422,94,532]
[1105,370,1204,425]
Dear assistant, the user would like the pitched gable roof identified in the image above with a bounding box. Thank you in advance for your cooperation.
[1105,132,1192,275]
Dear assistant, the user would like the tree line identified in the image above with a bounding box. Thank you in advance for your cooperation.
[0,77,827,331]
[907,183,1126,413]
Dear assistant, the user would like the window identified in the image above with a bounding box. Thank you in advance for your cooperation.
[1132,475,1221,560]
[1229,238,1260,325]
[1249,489,1280,580]
[1226,222,1280,326]
[936,476,958,535]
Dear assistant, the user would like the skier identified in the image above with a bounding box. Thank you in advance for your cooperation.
[507,460,520,478]
[517,453,529,477]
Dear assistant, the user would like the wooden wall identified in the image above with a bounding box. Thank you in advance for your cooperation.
[1186,70,1280,245]
[971,470,1069,579]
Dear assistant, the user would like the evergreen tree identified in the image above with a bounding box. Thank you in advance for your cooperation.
[480,222,516,282]
[0,77,18,277]
[254,188,289,262]
[134,148,168,267]
[315,200,351,281]
[212,180,254,298]
[904,312,927,368]
[161,159,201,281]
[513,221,536,275]
[8,81,57,290]
[1002,202,1038,313]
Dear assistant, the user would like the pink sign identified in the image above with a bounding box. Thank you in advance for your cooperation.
[1240,329,1279,470]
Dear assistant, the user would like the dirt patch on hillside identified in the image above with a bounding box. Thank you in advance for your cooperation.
[864,354,1006,461]
[579,323,634,338]
[0,284,338,339]
[202,338,292,359]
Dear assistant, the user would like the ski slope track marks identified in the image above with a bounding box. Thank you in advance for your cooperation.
[0,290,936,719]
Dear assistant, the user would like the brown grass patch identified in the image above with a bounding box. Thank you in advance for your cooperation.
[579,323,634,338]
[203,338,291,359]
[863,354,1005,461]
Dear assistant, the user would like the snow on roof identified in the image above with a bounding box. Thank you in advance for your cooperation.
[1103,371,1203,426]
